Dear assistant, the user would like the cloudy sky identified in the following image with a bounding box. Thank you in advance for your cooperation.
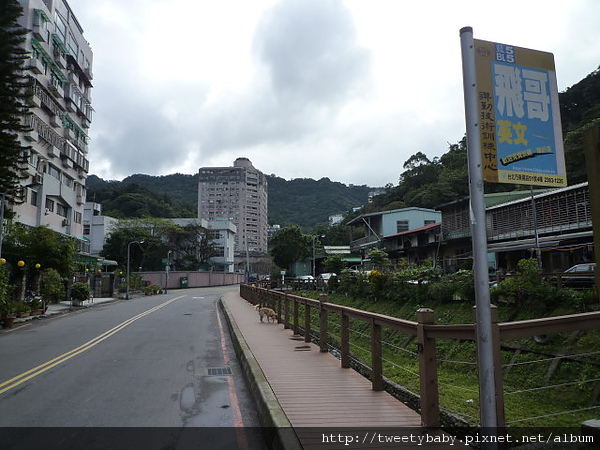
[66,0,599,188]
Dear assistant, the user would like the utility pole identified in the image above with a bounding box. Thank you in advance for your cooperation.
[584,125,600,291]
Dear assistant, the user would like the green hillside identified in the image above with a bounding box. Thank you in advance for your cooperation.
[86,173,372,230]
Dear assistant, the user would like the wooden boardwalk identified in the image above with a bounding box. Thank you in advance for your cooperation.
[221,291,456,449]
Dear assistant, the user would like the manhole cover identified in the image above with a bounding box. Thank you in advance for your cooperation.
[207,367,233,376]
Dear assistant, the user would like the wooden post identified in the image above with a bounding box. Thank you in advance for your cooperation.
[341,312,350,368]
[293,299,300,335]
[276,292,281,323]
[319,294,328,353]
[371,320,383,391]
[417,308,440,427]
[584,125,600,292]
[284,293,290,329]
[304,302,311,343]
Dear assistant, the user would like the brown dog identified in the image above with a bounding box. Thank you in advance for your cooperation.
[256,305,277,323]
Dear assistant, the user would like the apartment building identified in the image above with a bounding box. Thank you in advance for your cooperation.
[198,158,268,255]
[13,0,92,246]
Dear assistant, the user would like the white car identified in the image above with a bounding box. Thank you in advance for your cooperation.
[318,273,336,281]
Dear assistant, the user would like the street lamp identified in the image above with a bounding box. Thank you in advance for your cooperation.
[126,240,144,300]
[164,250,172,294]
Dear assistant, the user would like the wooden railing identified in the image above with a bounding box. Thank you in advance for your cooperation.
[240,283,600,428]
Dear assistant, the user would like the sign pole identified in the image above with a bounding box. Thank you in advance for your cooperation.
[460,26,499,442]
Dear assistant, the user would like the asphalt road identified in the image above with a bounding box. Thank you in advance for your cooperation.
[0,285,267,449]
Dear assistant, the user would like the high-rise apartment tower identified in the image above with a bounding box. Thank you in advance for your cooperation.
[198,158,268,254]
[11,0,93,246]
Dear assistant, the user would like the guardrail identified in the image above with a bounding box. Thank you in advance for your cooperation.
[240,283,600,429]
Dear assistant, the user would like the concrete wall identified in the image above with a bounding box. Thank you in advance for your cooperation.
[140,271,243,289]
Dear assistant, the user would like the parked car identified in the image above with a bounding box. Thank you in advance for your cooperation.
[296,275,314,281]
[318,273,336,281]
[547,263,597,288]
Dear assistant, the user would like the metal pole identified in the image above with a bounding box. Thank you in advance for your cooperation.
[0,194,4,259]
[312,235,316,278]
[126,241,132,300]
[530,186,542,269]
[460,26,498,443]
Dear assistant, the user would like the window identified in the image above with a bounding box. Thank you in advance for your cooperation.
[45,198,54,212]
[424,220,437,226]
[83,224,90,235]
[57,204,68,217]
[48,164,60,179]
[397,220,409,233]
[30,190,38,207]
[54,12,67,43]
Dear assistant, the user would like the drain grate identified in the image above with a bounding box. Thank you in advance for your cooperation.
[207,367,233,376]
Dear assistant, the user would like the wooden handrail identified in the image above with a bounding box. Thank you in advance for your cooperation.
[240,284,600,429]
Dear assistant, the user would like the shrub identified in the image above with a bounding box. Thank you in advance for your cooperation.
[41,268,66,303]
[70,282,90,304]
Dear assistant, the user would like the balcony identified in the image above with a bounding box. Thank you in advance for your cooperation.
[47,79,64,99]
[53,49,66,69]
[349,235,380,252]
[23,129,39,142]
[28,58,44,75]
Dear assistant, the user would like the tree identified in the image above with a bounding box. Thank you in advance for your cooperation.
[366,248,391,271]
[0,0,30,201]
[2,224,76,277]
[323,255,346,275]
[101,218,179,271]
[169,223,218,270]
[268,225,310,272]
[101,218,221,272]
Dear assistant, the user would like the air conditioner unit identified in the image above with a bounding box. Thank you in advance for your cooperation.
[33,174,43,184]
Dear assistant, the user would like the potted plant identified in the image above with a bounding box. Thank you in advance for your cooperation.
[15,301,31,318]
[27,293,44,315]
[70,282,90,306]
[1,298,17,328]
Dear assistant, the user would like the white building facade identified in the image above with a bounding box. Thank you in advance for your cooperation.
[14,0,92,246]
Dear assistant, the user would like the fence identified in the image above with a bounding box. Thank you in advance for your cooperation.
[240,283,600,429]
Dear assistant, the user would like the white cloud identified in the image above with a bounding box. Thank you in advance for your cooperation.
[67,0,600,187]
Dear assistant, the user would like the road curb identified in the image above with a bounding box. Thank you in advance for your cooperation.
[218,297,302,450]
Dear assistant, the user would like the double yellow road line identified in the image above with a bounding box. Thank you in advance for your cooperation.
[0,296,183,395]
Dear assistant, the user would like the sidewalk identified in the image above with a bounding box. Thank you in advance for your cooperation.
[11,297,118,325]
[220,290,455,450]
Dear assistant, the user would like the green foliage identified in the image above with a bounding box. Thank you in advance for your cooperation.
[100,218,217,271]
[2,225,76,277]
[267,176,371,229]
[268,225,310,271]
[322,255,346,275]
[0,0,30,201]
[0,266,16,316]
[41,268,66,304]
[87,174,371,231]
[366,248,391,271]
[142,284,162,294]
[85,177,196,218]
[70,282,90,303]
[490,259,576,311]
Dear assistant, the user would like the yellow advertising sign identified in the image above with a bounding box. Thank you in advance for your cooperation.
[474,39,567,187]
